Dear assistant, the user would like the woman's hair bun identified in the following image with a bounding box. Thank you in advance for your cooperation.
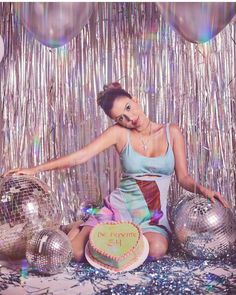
[97,81,129,110]
[103,82,122,92]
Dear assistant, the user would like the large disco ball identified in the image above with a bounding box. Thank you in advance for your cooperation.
[26,229,73,275]
[0,175,62,259]
[172,194,236,259]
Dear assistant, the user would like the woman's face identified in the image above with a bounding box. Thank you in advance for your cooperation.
[109,96,145,129]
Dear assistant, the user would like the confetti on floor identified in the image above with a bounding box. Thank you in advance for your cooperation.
[1,241,236,295]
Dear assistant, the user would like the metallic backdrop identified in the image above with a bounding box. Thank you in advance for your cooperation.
[0,3,235,223]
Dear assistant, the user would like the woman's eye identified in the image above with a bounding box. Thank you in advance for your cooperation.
[126,104,131,111]
[118,116,124,122]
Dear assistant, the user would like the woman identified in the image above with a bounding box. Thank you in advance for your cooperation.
[3,82,230,261]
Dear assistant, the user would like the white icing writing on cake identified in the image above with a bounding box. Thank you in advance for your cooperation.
[107,239,122,247]
[97,232,137,238]
[97,231,138,247]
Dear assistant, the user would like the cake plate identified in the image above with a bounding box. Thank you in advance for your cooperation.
[85,235,149,273]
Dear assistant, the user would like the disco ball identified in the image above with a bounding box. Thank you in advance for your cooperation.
[0,175,62,259]
[26,229,73,275]
[172,194,236,259]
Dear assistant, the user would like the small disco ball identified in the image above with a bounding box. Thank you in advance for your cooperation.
[172,194,236,259]
[26,229,73,275]
[0,175,62,259]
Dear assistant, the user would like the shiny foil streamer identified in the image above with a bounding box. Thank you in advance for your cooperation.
[0,3,235,224]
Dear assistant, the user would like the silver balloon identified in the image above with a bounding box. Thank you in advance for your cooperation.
[0,175,62,259]
[157,3,236,43]
[16,3,95,48]
[26,229,72,275]
[172,194,236,259]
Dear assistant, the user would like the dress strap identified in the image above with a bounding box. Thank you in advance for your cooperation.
[165,123,171,145]
[127,129,131,143]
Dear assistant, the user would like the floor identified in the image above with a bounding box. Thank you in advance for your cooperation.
[1,240,236,295]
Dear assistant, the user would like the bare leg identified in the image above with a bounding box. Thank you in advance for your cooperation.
[60,220,83,235]
[68,225,92,262]
[66,221,83,241]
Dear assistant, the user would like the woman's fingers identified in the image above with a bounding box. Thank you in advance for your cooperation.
[14,169,34,176]
[1,168,35,178]
[215,195,230,208]
[15,170,26,175]
[2,168,20,177]
[211,193,230,208]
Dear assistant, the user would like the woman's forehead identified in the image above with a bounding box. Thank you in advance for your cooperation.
[113,96,132,108]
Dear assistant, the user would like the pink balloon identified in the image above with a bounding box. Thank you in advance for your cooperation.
[16,3,95,48]
[157,3,236,43]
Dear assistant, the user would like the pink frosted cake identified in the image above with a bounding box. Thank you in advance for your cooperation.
[87,221,144,271]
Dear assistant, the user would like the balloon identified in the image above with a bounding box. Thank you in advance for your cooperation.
[0,35,4,62]
[232,15,236,24]
[16,3,95,48]
[157,3,236,43]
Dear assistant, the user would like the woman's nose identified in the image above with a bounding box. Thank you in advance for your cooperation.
[124,113,136,122]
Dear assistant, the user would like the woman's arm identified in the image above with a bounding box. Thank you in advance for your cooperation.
[3,124,120,176]
[171,124,230,208]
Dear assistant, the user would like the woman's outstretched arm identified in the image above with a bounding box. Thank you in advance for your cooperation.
[171,124,230,208]
[3,124,120,177]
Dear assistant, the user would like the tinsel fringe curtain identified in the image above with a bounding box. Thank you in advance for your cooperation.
[0,3,235,223]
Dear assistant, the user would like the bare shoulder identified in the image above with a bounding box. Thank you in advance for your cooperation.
[109,124,127,138]
[109,123,125,132]
[169,123,184,143]
[169,123,182,134]
[108,124,128,152]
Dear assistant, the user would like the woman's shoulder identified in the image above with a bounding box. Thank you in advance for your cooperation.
[153,122,181,133]
[168,122,181,132]
[109,123,126,132]
[107,124,128,151]
[168,123,184,142]
[107,124,127,138]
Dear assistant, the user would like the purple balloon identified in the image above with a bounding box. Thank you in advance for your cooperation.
[157,3,236,43]
[16,3,95,48]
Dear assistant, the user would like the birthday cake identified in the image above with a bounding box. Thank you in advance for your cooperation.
[87,221,144,271]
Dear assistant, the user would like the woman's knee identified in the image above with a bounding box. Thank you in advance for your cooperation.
[149,241,168,259]
[144,232,169,260]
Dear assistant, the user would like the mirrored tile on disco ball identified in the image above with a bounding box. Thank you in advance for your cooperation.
[26,229,72,275]
[172,194,236,259]
[0,175,63,259]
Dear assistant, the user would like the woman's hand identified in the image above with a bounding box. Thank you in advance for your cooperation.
[202,189,230,208]
[2,167,37,178]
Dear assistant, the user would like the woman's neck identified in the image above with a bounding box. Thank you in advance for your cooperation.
[136,118,152,135]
